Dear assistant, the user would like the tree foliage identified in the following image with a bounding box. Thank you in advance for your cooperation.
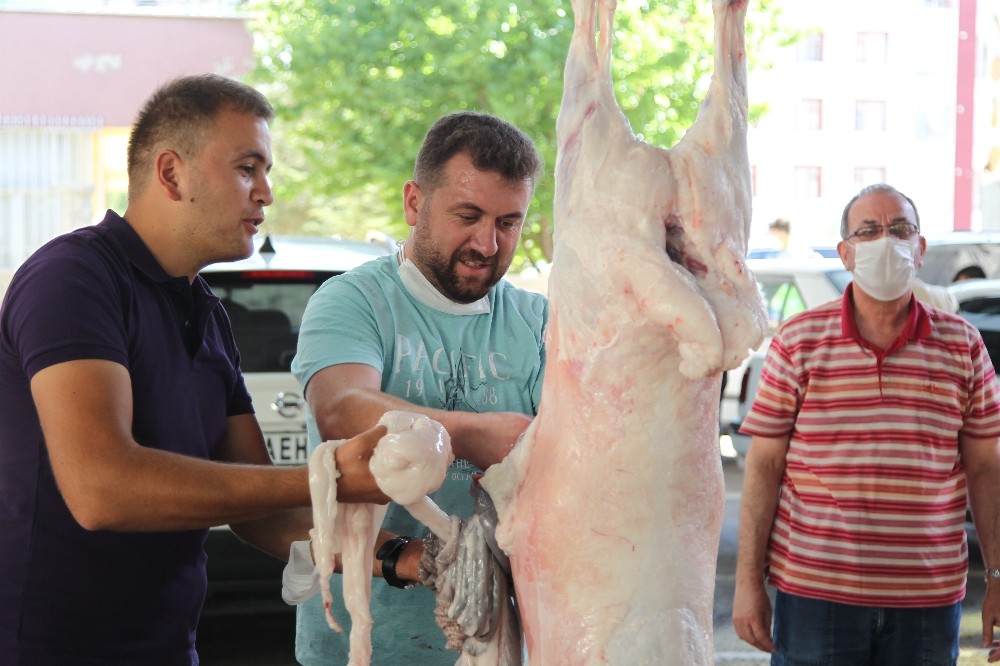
[248,0,791,267]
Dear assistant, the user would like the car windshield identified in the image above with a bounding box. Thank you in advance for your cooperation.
[202,271,332,373]
[757,267,850,333]
[958,295,1000,315]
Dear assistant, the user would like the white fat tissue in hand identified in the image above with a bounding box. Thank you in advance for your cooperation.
[370,411,452,504]
[307,410,454,666]
[370,412,457,540]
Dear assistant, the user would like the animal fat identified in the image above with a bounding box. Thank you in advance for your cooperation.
[481,1,766,663]
[308,411,455,665]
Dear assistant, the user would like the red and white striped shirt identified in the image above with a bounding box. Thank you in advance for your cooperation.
[741,285,1000,607]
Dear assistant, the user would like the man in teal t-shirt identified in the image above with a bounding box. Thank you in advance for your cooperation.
[291,111,546,665]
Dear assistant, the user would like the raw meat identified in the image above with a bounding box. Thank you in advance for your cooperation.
[480,0,766,664]
[308,411,455,666]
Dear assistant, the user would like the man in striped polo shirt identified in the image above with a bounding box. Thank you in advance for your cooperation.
[732,183,1000,665]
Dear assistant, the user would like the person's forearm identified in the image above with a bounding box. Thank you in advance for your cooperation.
[735,446,786,587]
[315,386,526,469]
[315,386,414,440]
[303,529,423,580]
[968,464,1000,572]
[372,530,425,583]
[968,462,1000,662]
[960,435,1000,571]
[438,410,531,469]
[33,361,312,534]
[69,447,311,533]
[231,507,314,560]
[732,437,786,654]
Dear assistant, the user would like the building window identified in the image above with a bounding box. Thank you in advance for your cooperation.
[794,167,822,198]
[854,167,886,190]
[0,127,97,272]
[797,33,823,62]
[855,100,887,131]
[857,32,888,64]
[750,165,758,197]
[924,0,952,7]
[797,99,823,130]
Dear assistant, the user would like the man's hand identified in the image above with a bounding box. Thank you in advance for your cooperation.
[732,579,776,653]
[332,425,391,503]
[984,583,1000,662]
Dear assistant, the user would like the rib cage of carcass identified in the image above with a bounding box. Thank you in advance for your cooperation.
[481,0,767,664]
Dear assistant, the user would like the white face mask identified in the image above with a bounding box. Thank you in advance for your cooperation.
[396,253,491,315]
[850,236,917,301]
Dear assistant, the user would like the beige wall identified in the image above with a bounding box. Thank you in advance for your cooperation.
[0,271,13,299]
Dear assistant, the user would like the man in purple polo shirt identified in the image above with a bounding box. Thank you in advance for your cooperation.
[0,75,387,664]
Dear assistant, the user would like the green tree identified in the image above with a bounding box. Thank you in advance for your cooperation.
[248,0,791,267]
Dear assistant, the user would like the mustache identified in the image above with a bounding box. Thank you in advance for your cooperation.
[456,250,496,266]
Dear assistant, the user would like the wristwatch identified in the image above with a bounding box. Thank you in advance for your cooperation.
[985,568,1000,584]
[377,536,415,589]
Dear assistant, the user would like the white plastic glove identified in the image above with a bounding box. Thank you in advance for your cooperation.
[281,539,320,605]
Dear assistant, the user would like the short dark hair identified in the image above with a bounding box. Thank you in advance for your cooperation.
[413,112,542,192]
[840,183,920,239]
[769,218,790,234]
[127,74,273,197]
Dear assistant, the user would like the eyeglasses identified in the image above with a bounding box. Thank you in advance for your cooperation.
[845,222,919,245]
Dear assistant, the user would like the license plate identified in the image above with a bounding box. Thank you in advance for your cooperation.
[266,432,308,464]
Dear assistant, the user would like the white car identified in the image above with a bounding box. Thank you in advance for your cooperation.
[721,257,851,461]
[198,234,393,613]
[945,278,1000,550]
[918,232,1000,284]
[203,235,394,464]
[947,277,1000,314]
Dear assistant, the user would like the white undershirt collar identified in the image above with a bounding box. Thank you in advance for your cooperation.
[396,250,491,315]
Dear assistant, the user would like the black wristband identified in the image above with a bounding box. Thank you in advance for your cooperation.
[376,536,414,589]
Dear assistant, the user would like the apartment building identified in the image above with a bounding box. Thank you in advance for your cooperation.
[747,0,1000,245]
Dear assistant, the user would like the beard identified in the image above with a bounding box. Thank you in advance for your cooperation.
[411,224,509,304]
